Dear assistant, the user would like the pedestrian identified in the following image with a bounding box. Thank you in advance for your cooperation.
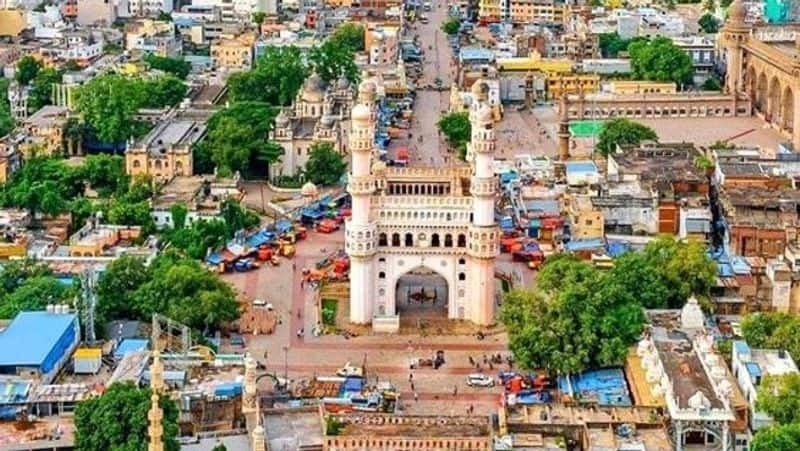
[453,385,458,396]
[470,404,474,415]
[409,373,413,382]
[483,355,488,365]
[489,362,494,370]
[410,381,415,391]
[414,392,419,402]
[468,356,474,365]
[300,279,305,290]
[292,262,296,271]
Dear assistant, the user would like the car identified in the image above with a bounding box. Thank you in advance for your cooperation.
[230,333,245,347]
[467,373,495,387]
[336,362,364,377]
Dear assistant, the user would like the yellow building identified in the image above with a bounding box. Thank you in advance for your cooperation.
[0,10,26,37]
[496,52,574,74]
[68,223,142,257]
[566,194,604,240]
[211,32,256,69]
[16,105,69,157]
[548,75,599,99]
[606,80,677,95]
[509,0,564,24]
[478,0,502,23]
[125,120,202,182]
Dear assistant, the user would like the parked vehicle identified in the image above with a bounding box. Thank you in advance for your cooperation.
[467,374,495,387]
[316,219,340,233]
[336,362,364,377]
[230,333,245,347]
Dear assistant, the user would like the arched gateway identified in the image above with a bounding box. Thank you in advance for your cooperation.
[345,81,499,333]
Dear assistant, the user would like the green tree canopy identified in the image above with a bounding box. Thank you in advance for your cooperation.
[74,382,179,451]
[199,101,278,175]
[0,78,14,136]
[698,13,721,33]
[16,56,42,85]
[96,254,151,326]
[303,141,347,185]
[628,37,694,85]
[0,157,84,217]
[79,154,129,197]
[501,255,646,374]
[0,259,76,319]
[330,23,365,52]
[441,17,461,35]
[309,41,360,85]
[595,118,658,155]
[437,112,471,160]
[228,46,310,105]
[756,374,800,425]
[252,11,266,25]
[28,67,64,112]
[751,423,800,451]
[145,54,192,79]
[742,312,800,362]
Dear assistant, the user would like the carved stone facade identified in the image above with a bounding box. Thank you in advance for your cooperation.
[268,73,354,178]
[346,81,499,332]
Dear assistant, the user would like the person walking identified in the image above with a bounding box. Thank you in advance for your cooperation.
[410,381,415,392]
[409,373,413,382]
[414,392,419,402]
[453,385,458,396]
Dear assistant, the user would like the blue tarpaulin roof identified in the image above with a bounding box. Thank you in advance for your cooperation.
[746,362,762,379]
[565,161,598,175]
[206,253,224,265]
[275,219,293,234]
[558,368,632,406]
[606,241,631,258]
[0,311,77,373]
[565,238,605,252]
[246,230,276,248]
[114,338,149,359]
[733,340,751,356]
[525,200,560,215]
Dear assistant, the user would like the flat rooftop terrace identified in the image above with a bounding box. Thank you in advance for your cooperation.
[655,341,723,410]
[336,415,490,437]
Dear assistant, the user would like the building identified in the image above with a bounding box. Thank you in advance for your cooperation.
[0,309,80,384]
[125,119,204,182]
[269,73,353,179]
[190,0,276,22]
[720,0,800,149]
[365,24,399,66]
[604,80,677,95]
[346,80,498,332]
[323,414,492,450]
[77,0,124,25]
[732,340,799,435]
[0,9,25,37]
[18,105,69,157]
[673,36,716,83]
[151,175,244,229]
[125,19,182,57]
[128,0,173,17]
[68,221,142,257]
[210,32,256,69]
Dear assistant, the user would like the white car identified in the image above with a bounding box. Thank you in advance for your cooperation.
[336,362,364,377]
[466,373,495,387]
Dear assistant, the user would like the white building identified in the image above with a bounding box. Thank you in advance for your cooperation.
[732,340,798,436]
[346,80,498,333]
[128,0,173,17]
[190,0,273,22]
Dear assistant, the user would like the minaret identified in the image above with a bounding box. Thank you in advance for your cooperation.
[558,95,570,161]
[251,395,265,451]
[242,356,257,415]
[466,81,499,326]
[720,0,749,95]
[346,81,379,324]
[148,350,165,451]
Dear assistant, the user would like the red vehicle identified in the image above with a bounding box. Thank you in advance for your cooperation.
[316,219,339,233]
[295,227,308,240]
[256,246,273,261]
[334,257,350,274]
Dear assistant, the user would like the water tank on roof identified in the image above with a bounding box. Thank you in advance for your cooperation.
[46,304,55,313]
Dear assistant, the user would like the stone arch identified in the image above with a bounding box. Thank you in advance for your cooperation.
[756,71,768,113]
[393,263,451,317]
[768,76,781,123]
[746,65,757,101]
[782,85,794,133]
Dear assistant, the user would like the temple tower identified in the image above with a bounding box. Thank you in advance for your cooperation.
[147,350,164,451]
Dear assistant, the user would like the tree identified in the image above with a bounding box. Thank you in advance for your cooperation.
[698,13,721,33]
[703,0,715,10]
[742,313,800,362]
[62,60,82,72]
[206,117,259,175]
[16,56,42,85]
[330,23,365,52]
[106,199,153,227]
[595,118,658,155]
[751,423,800,451]
[0,78,14,137]
[501,255,646,374]
[170,203,188,229]
[28,67,64,112]
[309,41,360,85]
[142,75,187,108]
[166,219,230,259]
[441,17,460,35]
[304,142,346,185]
[702,77,722,91]
[74,382,179,451]
[227,46,309,105]
[221,200,260,233]
[96,255,151,325]
[1,157,84,217]
[437,112,471,160]
[75,74,146,144]
[252,11,266,25]
[757,374,800,425]
[640,236,717,308]
[0,276,74,319]
[145,54,192,80]
[133,255,239,331]
[156,10,172,21]
[628,37,694,85]
[80,154,129,196]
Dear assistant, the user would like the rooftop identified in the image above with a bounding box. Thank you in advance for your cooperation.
[0,311,76,369]
[334,414,490,438]
[132,120,205,155]
[611,143,706,183]
[654,339,724,410]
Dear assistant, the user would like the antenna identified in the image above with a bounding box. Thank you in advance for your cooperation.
[79,267,99,345]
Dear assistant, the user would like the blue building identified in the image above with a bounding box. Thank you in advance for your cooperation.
[0,310,80,384]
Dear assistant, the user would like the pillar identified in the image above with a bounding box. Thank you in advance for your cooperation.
[147,350,164,451]
[252,425,265,451]
[242,356,257,415]
[466,81,499,326]
[793,87,800,150]
[558,95,570,161]
[346,81,378,324]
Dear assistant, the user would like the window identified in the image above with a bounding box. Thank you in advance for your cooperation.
[431,234,440,247]
[458,272,466,281]
[457,234,466,247]
[378,272,386,279]
[378,233,387,246]
[391,233,400,247]
[459,258,466,265]
[444,234,453,247]
[404,233,413,247]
